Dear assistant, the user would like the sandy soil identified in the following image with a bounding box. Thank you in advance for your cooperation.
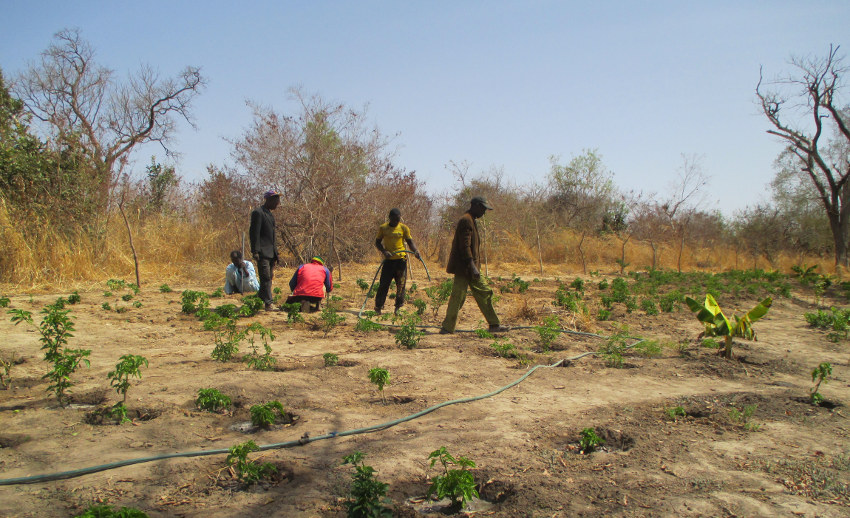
[0,264,848,517]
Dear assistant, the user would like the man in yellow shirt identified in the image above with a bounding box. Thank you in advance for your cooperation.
[374,208,421,315]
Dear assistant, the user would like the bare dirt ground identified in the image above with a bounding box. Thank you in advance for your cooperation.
[0,263,848,517]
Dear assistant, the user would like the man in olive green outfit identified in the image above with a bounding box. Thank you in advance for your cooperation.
[440,196,509,334]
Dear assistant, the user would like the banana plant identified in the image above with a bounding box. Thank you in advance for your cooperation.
[684,294,772,359]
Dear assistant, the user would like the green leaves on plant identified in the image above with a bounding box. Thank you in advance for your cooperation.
[535,315,560,352]
[243,322,276,370]
[108,354,148,404]
[342,451,392,518]
[323,352,339,366]
[394,314,423,349]
[226,440,277,486]
[427,446,478,510]
[73,503,149,517]
[368,367,390,404]
[811,362,832,405]
[320,305,345,336]
[684,293,772,359]
[249,400,285,429]
[579,427,604,453]
[196,388,231,412]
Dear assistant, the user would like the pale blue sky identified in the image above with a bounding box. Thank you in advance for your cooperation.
[2,1,847,215]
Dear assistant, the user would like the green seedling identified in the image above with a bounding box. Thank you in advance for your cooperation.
[427,446,478,510]
[425,279,454,317]
[368,367,390,404]
[214,304,240,318]
[239,294,264,317]
[107,278,126,291]
[810,362,832,405]
[73,503,149,517]
[411,298,427,316]
[579,427,605,453]
[664,406,688,421]
[394,314,424,349]
[728,404,761,431]
[0,352,18,389]
[633,339,662,358]
[354,318,382,332]
[102,302,112,311]
[108,354,148,404]
[67,291,81,304]
[209,288,224,298]
[243,322,276,370]
[121,293,134,302]
[597,279,609,290]
[10,303,91,406]
[570,277,585,291]
[210,318,245,362]
[105,402,131,424]
[132,301,143,308]
[598,324,630,368]
[490,340,517,358]
[685,293,772,359]
[701,337,721,349]
[475,328,495,339]
[159,284,172,293]
[535,315,560,352]
[792,264,820,284]
[250,400,285,429]
[196,388,232,412]
[0,296,10,307]
[597,309,611,321]
[226,440,277,486]
[323,352,339,366]
[342,451,392,518]
[640,298,659,315]
[319,305,345,336]
[281,302,305,324]
[356,278,370,292]
[180,290,209,315]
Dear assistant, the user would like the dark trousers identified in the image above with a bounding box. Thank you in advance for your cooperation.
[258,257,275,306]
[375,259,407,311]
[286,295,322,313]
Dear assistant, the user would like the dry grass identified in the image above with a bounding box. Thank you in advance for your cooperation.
[0,207,838,293]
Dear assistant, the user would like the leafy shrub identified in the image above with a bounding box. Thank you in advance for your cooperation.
[597,279,609,290]
[320,305,345,336]
[342,451,392,518]
[500,274,529,293]
[10,304,91,406]
[475,328,494,339]
[196,388,231,412]
[209,288,224,298]
[535,315,560,352]
[490,340,517,358]
[0,296,9,307]
[356,278,370,292]
[280,302,304,324]
[597,309,611,321]
[226,440,277,486]
[181,290,209,315]
[728,404,761,431]
[425,279,454,316]
[243,322,276,370]
[411,298,427,316]
[68,291,81,304]
[239,294,264,317]
[598,325,630,368]
[579,427,604,453]
[102,302,112,311]
[214,304,240,318]
[210,318,244,362]
[570,277,585,291]
[159,284,172,293]
[640,298,658,315]
[323,353,339,367]
[394,314,424,349]
[427,447,478,510]
[355,318,382,332]
[250,401,285,429]
[121,293,134,302]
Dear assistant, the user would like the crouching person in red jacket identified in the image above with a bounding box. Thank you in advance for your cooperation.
[286,256,333,313]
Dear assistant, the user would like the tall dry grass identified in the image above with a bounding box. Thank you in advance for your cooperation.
[0,205,836,293]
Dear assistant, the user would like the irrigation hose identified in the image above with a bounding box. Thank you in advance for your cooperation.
[0,333,643,486]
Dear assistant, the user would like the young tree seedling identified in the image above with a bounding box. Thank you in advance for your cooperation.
[323,353,339,367]
[250,400,286,429]
[243,322,276,370]
[394,313,424,349]
[368,367,390,404]
[535,315,560,352]
[810,362,832,405]
[427,446,478,510]
[108,354,148,404]
[342,451,392,518]
[196,388,232,412]
[226,440,277,486]
[579,427,605,454]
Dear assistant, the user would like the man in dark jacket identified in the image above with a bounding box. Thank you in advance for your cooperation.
[249,190,280,310]
[440,196,508,334]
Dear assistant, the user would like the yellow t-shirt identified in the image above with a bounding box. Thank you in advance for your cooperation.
[376,222,412,259]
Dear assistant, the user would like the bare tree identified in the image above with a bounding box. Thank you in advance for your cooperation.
[757,45,850,266]
[13,28,205,215]
[661,154,709,272]
[547,149,615,273]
